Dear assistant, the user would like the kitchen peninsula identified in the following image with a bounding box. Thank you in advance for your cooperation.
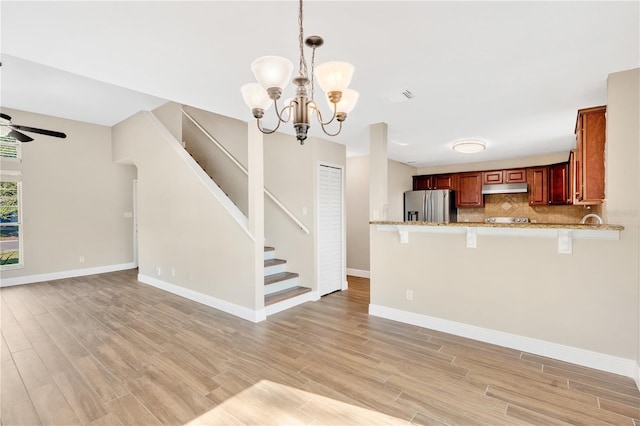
[366,69,639,386]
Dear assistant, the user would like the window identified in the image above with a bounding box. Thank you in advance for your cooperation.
[1,179,22,268]
[0,135,21,160]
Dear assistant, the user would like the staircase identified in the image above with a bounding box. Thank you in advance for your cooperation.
[264,246,312,314]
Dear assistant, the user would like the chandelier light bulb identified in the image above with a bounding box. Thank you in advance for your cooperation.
[314,61,355,94]
[251,56,294,94]
[241,83,272,111]
[332,89,360,114]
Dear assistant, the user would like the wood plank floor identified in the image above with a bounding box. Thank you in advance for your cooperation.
[1,270,638,425]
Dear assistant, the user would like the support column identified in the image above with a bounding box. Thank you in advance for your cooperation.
[248,123,265,313]
[369,122,389,220]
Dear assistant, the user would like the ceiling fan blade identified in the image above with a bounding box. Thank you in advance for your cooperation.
[10,125,66,139]
[0,113,11,121]
[8,130,34,142]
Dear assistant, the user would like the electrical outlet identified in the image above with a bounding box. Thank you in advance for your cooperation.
[405,290,413,301]
[171,268,176,277]
[156,267,162,276]
[79,256,85,263]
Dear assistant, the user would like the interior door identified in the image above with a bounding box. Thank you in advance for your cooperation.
[318,164,343,296]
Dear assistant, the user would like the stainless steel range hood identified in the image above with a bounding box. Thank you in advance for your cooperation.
[481,183,528,195]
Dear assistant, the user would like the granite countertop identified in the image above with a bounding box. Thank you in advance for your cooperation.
[370,221,625,231]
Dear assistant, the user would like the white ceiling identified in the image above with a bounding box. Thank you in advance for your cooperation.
[1,1,638,167]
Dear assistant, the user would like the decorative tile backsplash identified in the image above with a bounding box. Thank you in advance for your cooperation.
[457,193,603,224]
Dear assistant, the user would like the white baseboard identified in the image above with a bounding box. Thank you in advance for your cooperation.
[635,362,640,390]
[138,274,265,323]
[0,263,137,287]
[369,304,638,383]
[346,268,370,278]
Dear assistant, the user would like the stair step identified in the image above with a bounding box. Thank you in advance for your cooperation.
[264,246,275,261]
[264,271,299,285]
[264,258,286,267]
[265,286,312,306]
[264,258,287,276]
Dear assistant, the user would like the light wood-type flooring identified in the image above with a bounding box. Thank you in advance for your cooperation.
[1,270,639,425]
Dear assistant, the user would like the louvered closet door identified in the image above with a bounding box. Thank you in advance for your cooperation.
[318,164,343,296]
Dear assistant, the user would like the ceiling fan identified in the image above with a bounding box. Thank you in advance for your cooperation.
[0,113,67,142]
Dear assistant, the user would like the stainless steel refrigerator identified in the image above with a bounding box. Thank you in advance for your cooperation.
[404,190,457,222]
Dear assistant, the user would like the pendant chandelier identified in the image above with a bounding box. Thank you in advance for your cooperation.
[241,0,358,145]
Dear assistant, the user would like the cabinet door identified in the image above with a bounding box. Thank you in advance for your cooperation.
[548,163,571,205]
[432,174,456,189]
[579,107,606,203]
[527,167,548,206]
[457,172,483,208]
[505,169,527,183]
[483,170,503,185]
[569,149,579,204]
[413,175,431,190]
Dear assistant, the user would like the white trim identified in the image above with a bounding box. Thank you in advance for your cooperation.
[346,268,370,278]
[265,290,318,316]
[139,274,266,323]
[369,304,638,381]
[0,262,137,287]
[635,362,640,390]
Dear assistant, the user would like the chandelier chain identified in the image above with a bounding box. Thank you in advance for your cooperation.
[298,0,308,79]
[310,46,316,100]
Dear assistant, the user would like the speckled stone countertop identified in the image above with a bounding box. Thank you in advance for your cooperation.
[370,221,624,231]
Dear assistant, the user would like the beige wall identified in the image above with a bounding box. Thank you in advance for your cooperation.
[346,157,370,272]
[388,160,416,221]
[605,68,640,372]
[182,106,249,215]
[112,111,257,309]
[152,101,182,142]
[1,108,136,281]
[370,69,640,365]
[346,156,416,273]
[263,132,315,290]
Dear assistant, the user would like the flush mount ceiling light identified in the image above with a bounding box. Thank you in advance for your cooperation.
[451,139,486,154]
[241,0,358,145]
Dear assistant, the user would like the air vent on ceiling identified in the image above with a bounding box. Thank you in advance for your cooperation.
[401,90,414,99]
[379,88,415,103]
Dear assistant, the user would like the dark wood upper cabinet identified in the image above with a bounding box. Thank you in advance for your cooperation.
[456,172,483,208]
[574,105,606,204]
[483,171,503,185]
[505,169,527,183]
[432,174,456,190]
[412,174,456,190]
[483,168,526,185]
[528,167,548,206]
[413,175,431,190]
[548,163,571,205]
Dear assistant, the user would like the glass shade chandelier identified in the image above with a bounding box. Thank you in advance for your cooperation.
[241,0,358,145]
